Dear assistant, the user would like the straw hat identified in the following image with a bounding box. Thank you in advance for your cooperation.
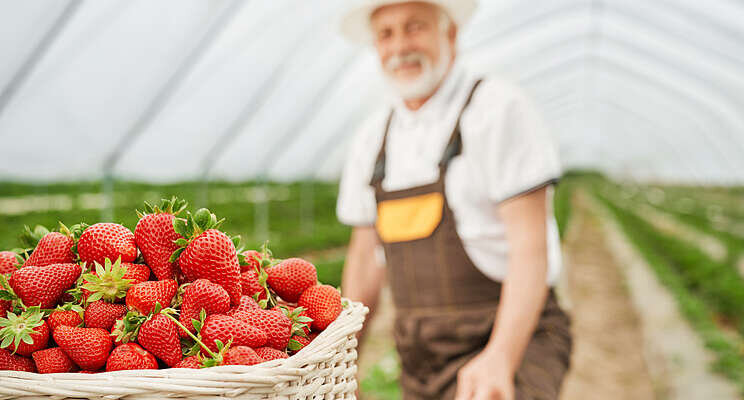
[340,0,477,44]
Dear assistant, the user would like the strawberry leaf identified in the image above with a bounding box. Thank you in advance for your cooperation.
[287,339,303,352]
[173,218,189,239]
[193,209,212,230]
[169,248,185,264]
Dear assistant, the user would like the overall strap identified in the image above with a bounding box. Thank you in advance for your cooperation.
[369,78,484,187]
[438,78,483,172]
[369,111,394,187]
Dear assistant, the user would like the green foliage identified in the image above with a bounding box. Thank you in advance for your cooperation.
[554,180,574,239]
[360,351,402,400]
[593,190,744,391]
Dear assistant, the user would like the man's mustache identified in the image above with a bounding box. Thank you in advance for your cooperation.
[384,52,429,72]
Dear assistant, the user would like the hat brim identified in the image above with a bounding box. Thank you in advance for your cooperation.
[340,0,477,45]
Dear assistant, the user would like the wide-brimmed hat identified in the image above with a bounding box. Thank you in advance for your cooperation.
[340,0,477,45]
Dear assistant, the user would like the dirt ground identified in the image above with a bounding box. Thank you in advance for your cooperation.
[558,196,657,399]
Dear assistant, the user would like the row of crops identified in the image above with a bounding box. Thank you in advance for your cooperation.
[579,174,744,391]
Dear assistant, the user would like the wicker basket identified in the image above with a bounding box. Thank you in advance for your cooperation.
[0,300,369,400]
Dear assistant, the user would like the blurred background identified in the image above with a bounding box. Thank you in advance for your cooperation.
[1,1,743,398]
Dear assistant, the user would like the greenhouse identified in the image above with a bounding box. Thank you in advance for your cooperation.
[0,0,743,399]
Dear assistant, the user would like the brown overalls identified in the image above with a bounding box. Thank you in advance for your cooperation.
[370,80,572,400]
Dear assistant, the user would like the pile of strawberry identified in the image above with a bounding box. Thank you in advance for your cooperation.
[0,198,343,373]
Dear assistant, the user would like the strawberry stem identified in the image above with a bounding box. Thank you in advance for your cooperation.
[162,313,217,359]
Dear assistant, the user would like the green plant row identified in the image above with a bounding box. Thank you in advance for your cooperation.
[605,182,744,273]
[597,190,744,333]
[594,191,744,391]
[645,202,744,266]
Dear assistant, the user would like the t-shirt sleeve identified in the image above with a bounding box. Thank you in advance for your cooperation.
[336,115,383,227]
[483,84,562,203]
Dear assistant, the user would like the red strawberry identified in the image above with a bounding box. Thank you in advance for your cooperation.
[0,348,35,372]
[77,223,137,265]
[0,251,19,274]
[125,279,177,315]
[266,258,317,303]
[84,301,126,330]
[298,285,342,331]
[53,325,112,370]
[10,263,81,309]
[20,224,78,268]
[232,309,291,350]
[47,310,83,332]
[135,198,187,281]
[32,347,76,373]
[179,279,230,337]
[171,209,242,305]
[105,342,158,372]
[240,269,268,301]
[0,309,49,357]
[175,355,201,369]
[222,346,263,366]
[200,314,266,353]
[81,259,149,303]
[240,250,263,273]
[0,300,10,319]
[226,295,260,317]
[121,263,151,284]
[254,346,289,361]
[137,313,182,367]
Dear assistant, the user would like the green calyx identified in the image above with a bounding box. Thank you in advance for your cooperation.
[18,225,50,249]
[180,309,207,357]
[239,242,279,310]
[136,196,188,219]
[168,208,225,263]
[53,303,84,320]
[201,338,232,368]
[59,222,86,241]
[0,306,44,354]
[281,306,313,338]
[111,310,147,345]
[81,257,134,303]
[0,275,18,304]
[111,302,175,344]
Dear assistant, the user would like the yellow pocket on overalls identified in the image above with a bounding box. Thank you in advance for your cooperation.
[376,192,444,243]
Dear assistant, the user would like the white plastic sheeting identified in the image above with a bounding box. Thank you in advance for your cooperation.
[1,0,743,184]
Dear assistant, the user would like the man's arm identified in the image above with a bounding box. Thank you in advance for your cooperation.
[456,186,550,400]
[341,226,386,343]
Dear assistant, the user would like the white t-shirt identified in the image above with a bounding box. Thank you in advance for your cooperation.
[336,63,563,285]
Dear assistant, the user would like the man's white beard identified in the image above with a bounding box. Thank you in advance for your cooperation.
[383,39,452,101]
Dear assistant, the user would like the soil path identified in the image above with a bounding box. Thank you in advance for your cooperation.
[559,193,657,400]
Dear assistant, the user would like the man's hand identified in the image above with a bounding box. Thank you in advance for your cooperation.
[455,348,515,400]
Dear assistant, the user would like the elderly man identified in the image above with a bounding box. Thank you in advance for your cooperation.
[338,1,572,399]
